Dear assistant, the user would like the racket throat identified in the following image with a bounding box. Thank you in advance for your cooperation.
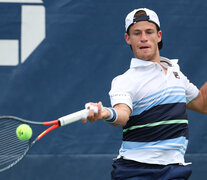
[38,121,60,140]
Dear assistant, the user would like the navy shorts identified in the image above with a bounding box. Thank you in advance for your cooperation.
[111,158,192,180]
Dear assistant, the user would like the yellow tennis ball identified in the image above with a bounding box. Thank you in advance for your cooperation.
[16,124,33,141]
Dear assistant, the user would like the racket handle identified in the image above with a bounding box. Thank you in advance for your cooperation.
[59,105,99,126]
[58,109,89,126]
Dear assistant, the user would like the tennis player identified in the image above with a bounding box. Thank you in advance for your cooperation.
[83,8,207,180]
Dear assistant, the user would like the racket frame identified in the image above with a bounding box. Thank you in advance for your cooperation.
[0,107,93,172]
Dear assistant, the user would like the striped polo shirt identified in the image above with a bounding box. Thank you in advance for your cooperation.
[109,57,199,165]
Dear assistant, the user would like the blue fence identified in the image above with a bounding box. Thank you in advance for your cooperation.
[0,0,206,179]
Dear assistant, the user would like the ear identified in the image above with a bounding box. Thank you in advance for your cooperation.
[125,33,131,45]
[157,30,162,43]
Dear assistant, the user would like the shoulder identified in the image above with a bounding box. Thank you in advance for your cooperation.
[161,57,183,73]
[111,68,136,87]
[170,59,180,69]
[161,57,180,68]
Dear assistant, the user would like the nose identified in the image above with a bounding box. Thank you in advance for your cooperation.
[140,32,147,42]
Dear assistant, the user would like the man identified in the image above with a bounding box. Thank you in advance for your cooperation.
[83,8,207,180]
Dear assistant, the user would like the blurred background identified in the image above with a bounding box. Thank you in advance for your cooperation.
[0,0,206,179]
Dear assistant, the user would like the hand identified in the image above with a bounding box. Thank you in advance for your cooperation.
[82,102,111,123]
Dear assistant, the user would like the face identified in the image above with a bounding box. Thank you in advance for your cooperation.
[125,21,162,62]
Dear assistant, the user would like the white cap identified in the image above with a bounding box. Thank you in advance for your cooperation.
[125,8,160,32]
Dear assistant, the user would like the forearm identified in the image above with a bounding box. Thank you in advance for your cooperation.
[199,82,207,113]
[109,104,131,126]
[187,82,207,113]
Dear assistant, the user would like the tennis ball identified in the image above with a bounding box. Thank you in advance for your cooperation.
[16,124,33,141]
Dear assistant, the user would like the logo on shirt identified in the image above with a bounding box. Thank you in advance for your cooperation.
[173,72,180,79]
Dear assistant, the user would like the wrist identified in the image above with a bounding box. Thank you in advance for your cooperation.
[104,107,118,123]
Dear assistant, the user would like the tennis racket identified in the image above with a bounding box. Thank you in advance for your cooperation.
[0,106,98,172]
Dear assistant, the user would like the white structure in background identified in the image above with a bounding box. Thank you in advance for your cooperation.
[0,0,45,66]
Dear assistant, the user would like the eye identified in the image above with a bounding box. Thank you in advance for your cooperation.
[146,30,154,34]
[133,31,141,36]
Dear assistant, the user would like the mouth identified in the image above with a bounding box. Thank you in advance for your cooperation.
[139,46,150,50]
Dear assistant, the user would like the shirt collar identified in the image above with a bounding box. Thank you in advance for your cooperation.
[130,58,154,68]
[130,57,179,68]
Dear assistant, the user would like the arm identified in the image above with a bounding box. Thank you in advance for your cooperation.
[82,102,131,126]
[110,103,131,126]
[187,82,207,113]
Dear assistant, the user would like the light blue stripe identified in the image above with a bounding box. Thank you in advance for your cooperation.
[121,137,188,149]
[135,86,185,102]
[135,90,185,106]
[131,95,186,116]
[132,146,186,155]
[120,146,186,155]
[120,137,188,155]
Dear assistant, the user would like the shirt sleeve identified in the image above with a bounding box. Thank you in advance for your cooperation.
[108,75,133,110]
[180,72,199,104]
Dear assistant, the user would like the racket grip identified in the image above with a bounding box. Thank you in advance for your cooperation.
[59,109,89,126]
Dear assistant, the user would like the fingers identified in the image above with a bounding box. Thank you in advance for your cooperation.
[82,102,103,123]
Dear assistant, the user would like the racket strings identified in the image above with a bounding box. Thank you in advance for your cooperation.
[0,118,30,170]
